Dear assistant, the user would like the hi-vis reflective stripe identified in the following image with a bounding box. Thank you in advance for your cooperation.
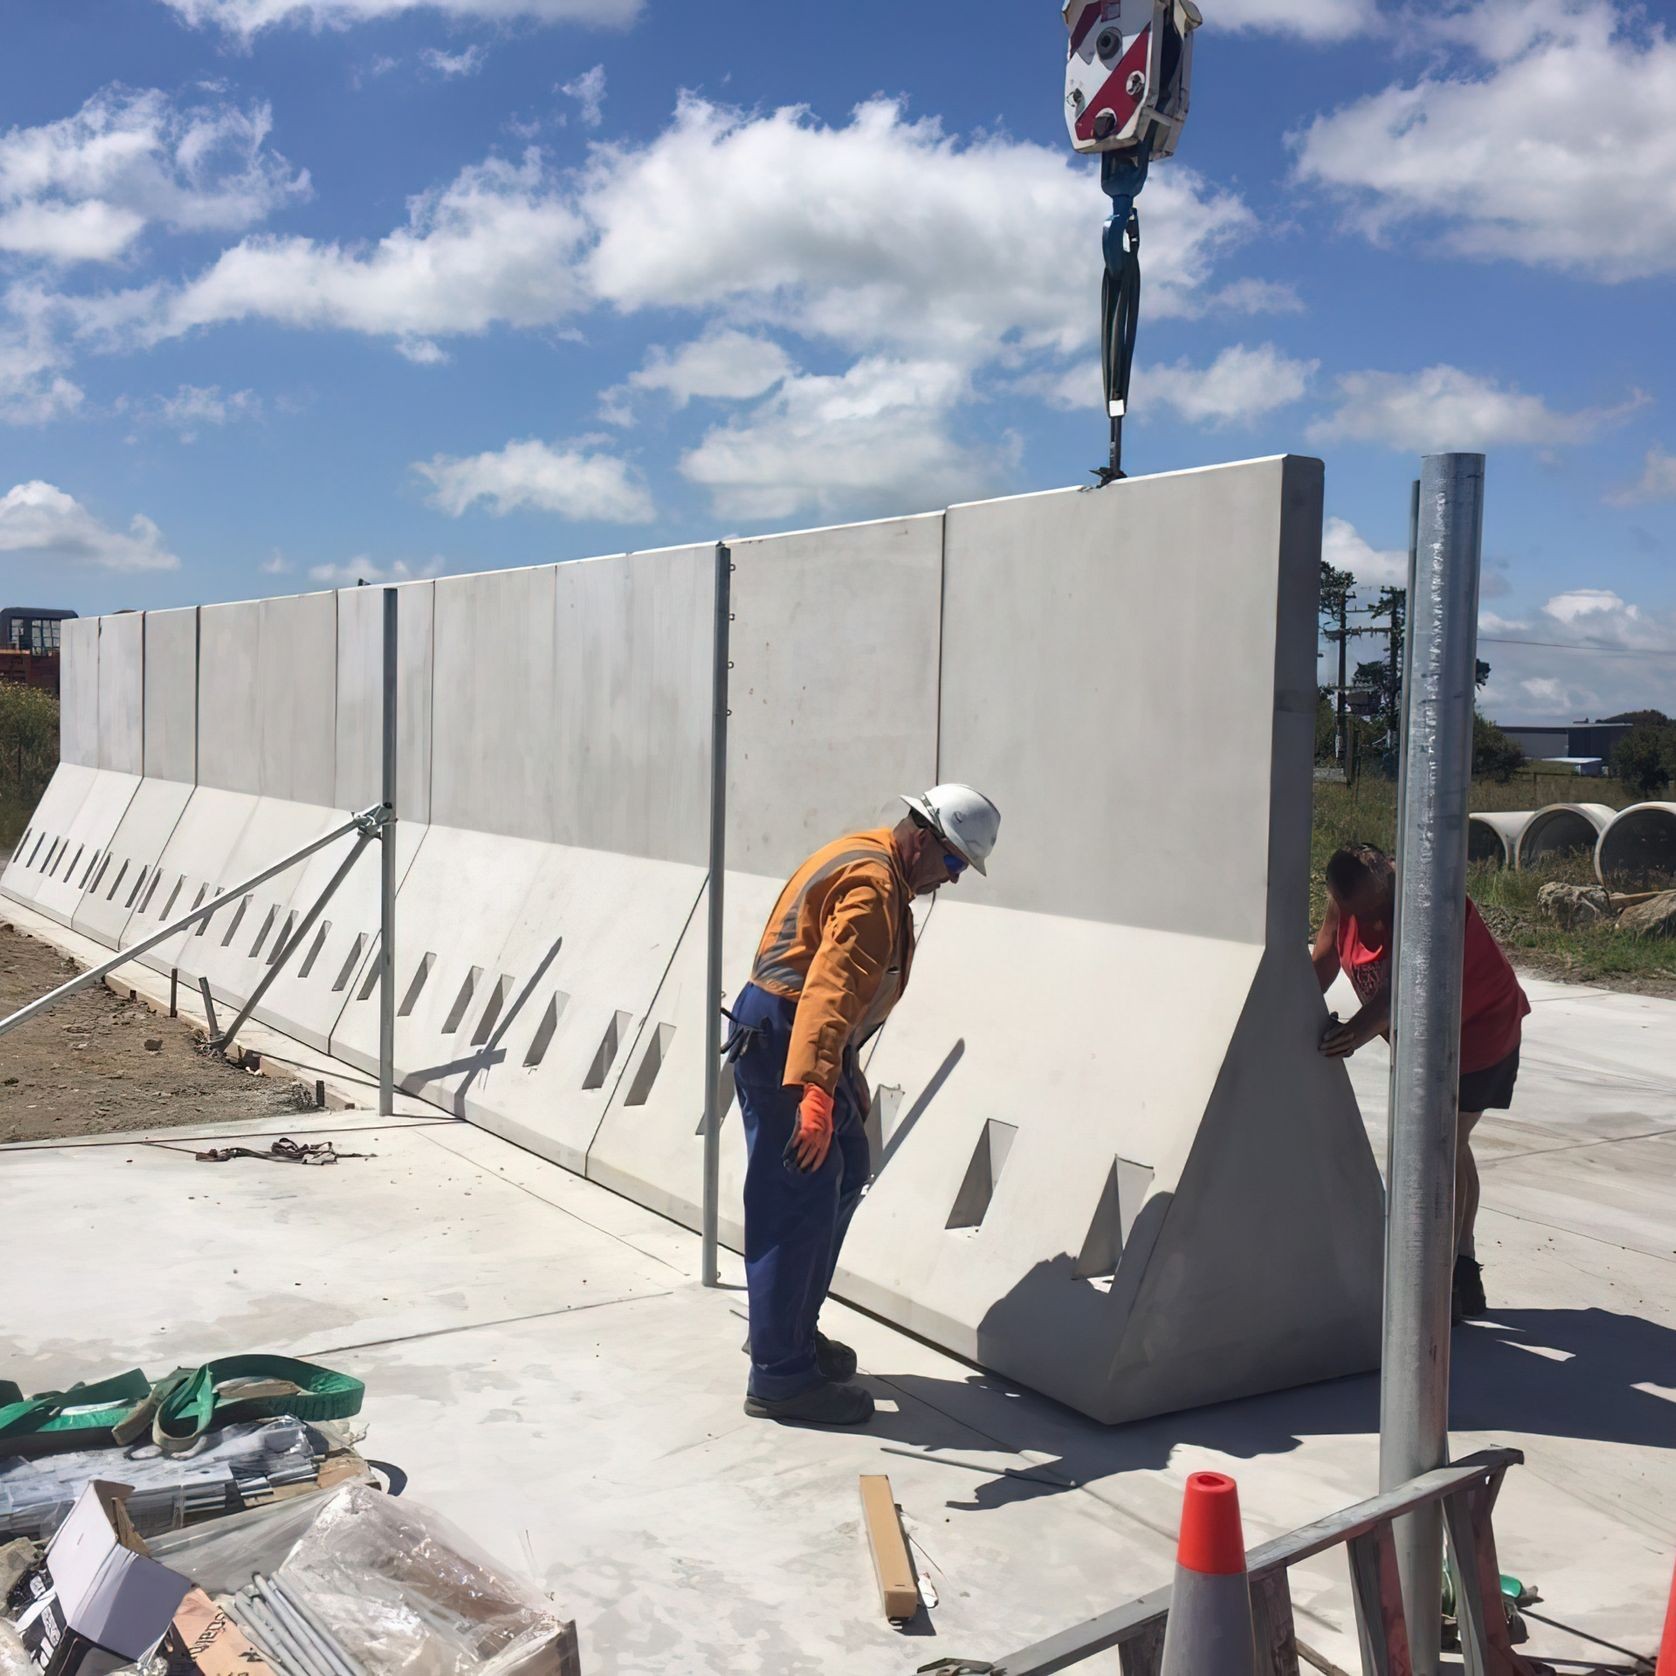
[752,846,892,991]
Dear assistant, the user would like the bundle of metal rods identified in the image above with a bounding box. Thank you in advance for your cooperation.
[226,1573,362,1676]
[0,1454,321,1540]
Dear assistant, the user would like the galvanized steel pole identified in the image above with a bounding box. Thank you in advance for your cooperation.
[1386,476,1421,1188]
[1380,453,1484,1674]
[378,586,398,1118]
[700,542,732,1288]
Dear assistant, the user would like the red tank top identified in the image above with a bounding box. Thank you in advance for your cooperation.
[1336,898,1529,1074]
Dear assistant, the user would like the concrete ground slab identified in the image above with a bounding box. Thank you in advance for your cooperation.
[3,963,1672,1672]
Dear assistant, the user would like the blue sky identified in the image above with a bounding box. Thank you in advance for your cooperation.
[1,0,1672,721]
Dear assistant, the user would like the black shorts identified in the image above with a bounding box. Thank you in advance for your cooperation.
[1459,1045,1519,1112]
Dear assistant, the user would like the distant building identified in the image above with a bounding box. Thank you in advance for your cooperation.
[1534,756,1607,777]
[1497,721,1634,762]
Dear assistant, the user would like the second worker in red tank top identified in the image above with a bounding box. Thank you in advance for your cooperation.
[1310,843,1530,1325]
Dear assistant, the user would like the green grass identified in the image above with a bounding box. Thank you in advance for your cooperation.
[1311,773,1675,993]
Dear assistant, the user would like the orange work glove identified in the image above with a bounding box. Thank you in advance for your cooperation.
[784,1083,835,1173]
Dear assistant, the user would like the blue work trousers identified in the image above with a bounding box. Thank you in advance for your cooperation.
[727,982,870,1400]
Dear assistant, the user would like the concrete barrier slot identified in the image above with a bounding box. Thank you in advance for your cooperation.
[334,933,368,992]
[400,953,436,1016]
[624,1023,676,1107]
[442,967,483,1035]
[524,994,567,1067]
[471,974,515,1047]
[298,923,330,980]
[584,1011,631,1091]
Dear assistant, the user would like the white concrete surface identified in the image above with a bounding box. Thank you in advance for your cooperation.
[333,580,433,824]
[143,607,197,785]
[58,616,99,768]
[96,611,144,777]
[3,951,1671,1675]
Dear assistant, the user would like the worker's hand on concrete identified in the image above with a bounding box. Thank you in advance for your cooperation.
[786,1083,836,1172]
[1319,1014,1366,1058]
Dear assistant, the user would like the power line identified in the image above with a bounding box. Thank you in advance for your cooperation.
[1477,635,1676,661]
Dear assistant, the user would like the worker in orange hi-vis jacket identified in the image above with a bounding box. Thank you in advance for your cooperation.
[725,785,1001,1426]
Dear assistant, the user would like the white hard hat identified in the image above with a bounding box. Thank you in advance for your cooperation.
[900,784,1000,876]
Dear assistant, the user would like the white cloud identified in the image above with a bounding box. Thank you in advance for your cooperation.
[260,549,291,573]
[416,438,653,521]
[612,328,794,418]
[583,96,1253,361]
[1212,277,1305,316]
[0,480,178,571]
[307,555,446,585]
[679,356,1008,522]
[1322,515,1407,588]
[1477,581,1676,720]
[559,65,607,127]
[160,0,643,39]
[1309,364,1644,452]
[1213,0,1377,41]
[138,382,263,438]
[421,44,487,76]
[129,150,588,347]
[1140,342,1317,426]
[0,299,83,424]
[0,86,307,265]
[1543,588,1636,627]
[1292,0,1676,280]
[1610,444,1676,506]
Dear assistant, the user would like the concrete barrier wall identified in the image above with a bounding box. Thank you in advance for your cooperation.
[2,616,140,925]
[7,459,1391,1425]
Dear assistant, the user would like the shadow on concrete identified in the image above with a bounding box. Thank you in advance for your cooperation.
[1450,1306,1676,1448]
[872,1039,964,1180]
[856,1286,1673,1516]
[405,938,563,1097]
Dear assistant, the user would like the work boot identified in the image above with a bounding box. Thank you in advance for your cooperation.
[738,1330,859,1383]
[1452,1254,1487,1322]
[816,1332,858,1383]
[744,1380,875,1426]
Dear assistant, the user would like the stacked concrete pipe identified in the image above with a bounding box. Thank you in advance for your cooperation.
[1515,803,1616,870]
[1467,811,1532,867]
[1596,802,1676,887]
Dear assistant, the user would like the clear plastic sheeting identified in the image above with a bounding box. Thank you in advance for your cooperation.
[151,1484,578,1675]
[0,1419,332,1542]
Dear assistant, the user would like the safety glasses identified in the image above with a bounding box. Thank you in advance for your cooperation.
[942,850,969,879]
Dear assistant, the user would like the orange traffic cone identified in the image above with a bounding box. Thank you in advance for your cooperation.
[1160,1471,1257,1676]
[1657,1554,1675,1674]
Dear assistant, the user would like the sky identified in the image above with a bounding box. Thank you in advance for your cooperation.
[1,0,1673,723]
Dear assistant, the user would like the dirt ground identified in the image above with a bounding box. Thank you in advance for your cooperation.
[0,919,315,1144]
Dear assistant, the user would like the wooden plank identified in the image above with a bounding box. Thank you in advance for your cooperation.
[859,1475,920,1622]
[1250,1568,1301,1675]
[1348,1522,1413,1676]
[1117,1620,1165,1675]
[1441,1486,1526,1675]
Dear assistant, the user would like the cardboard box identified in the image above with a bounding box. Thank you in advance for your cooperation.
[12,1483,190,1676]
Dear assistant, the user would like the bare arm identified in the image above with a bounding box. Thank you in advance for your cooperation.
[1311,898,1342,994]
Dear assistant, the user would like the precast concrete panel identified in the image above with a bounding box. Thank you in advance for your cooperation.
[430,566,558,841]
[59,618,99,768]
[71,777,195,948]
[334,581,434,824]
[724,515,942,880]
[938,462,1313,940]
[97,613,144,776]
[584,875,792,1231]
[143,609,198,785]
[118,792,341,1008]
[198,593,336,804]
[551,546,714,864]
[246,818,428,1053]
[1,765,137,924]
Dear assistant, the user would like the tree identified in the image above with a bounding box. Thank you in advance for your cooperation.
[1473,715,1525,783]
[1613,726,1676,797]
[1604,709,1672,728]
[1319,561,1358,765]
